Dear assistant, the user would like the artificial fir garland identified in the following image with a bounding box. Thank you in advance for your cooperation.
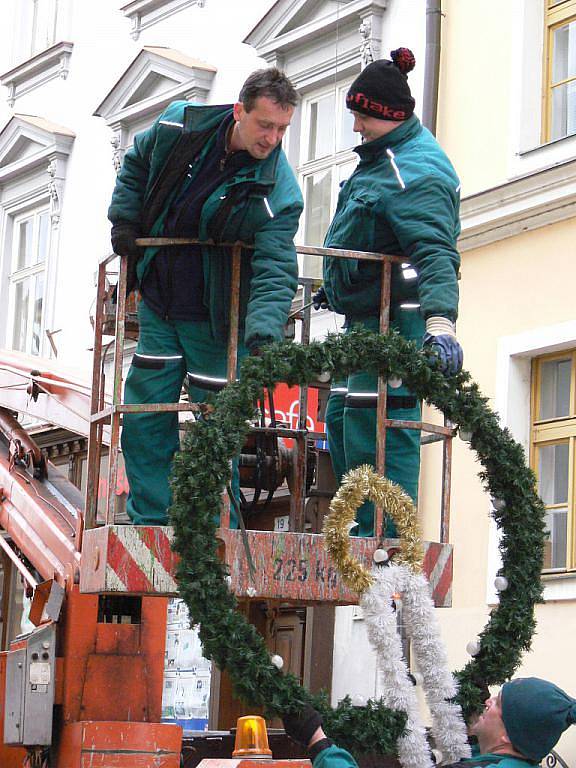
[169,328,546,755]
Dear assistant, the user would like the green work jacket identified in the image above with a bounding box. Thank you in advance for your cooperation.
[312,746,538,768]
[323,115,461,323]
[108,101,303,350]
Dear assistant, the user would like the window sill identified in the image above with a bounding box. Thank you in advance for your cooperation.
[518,131,576,157]
[541,569,576,601]
[0,42,74,108]
[511,130,576,179]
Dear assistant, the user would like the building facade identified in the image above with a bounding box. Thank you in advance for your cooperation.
[0,0,574,759]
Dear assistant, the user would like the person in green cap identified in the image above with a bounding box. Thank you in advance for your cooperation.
[282,677,576,768]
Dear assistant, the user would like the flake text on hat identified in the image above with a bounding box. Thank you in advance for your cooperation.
[347,92,407,120]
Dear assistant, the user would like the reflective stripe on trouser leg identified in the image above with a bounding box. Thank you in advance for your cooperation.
[325,381,348,487]
[176,318,250,529]
[122,303,187,525]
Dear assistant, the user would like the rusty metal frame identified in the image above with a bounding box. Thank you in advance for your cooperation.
[84,240,455,548]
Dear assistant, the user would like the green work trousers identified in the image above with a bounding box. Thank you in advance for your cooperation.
[325,310,424,537]
[122,300,248,525]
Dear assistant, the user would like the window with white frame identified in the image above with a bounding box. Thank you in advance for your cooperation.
[30,0,61,57]
[1,1,72,108]
[11,0,63,62]
[8,208,50,356]
[299,81,358,278]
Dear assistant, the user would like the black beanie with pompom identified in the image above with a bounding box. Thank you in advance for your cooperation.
[346,48,416,121]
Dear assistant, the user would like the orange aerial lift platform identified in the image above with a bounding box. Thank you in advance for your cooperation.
[0,243,455,767]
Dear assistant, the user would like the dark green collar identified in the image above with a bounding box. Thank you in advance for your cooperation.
[354,114,422,159]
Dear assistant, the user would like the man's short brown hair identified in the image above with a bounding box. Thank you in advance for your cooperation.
[239,68,298,112]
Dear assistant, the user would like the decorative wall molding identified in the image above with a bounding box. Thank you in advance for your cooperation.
[94,46,216,169]
[47,158,63,228]
[459,157,576,252]
[121,0,207,40]
[0,115,73,230]
[244,0,386,91]
[0,115,75,195]
[0,42,74,107]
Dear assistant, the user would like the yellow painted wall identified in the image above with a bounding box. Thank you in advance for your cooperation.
[436,0,516,195]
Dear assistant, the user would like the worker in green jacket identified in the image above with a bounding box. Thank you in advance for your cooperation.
[313,49,462,536]
[283,677,576,768]
[108,68,303,525]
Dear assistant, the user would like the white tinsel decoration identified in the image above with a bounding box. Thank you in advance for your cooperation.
[400,569,470,763]
[361,564,471,768]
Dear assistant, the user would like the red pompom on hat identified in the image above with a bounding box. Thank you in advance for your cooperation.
[390,47,416,76]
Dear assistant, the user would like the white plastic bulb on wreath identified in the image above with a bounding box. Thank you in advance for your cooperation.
[494,576,509,592]
[388,376,402,389]
[271,654,284,670]
[246,586,257,597]
[373,548,389,564]
[492,497,506,512]
[466,639,481,657]
[459,428,473,442]
[351,694,366,707]
[317,371,331,383]
[225,575,232,587]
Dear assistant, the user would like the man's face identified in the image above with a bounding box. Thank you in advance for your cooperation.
[469,693,510,750]
[350,110,399,143]
[232,96,294,159]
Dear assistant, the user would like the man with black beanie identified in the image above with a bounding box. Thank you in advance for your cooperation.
[315,48,463,537]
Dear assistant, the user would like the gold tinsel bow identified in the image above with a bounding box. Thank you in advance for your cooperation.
[323,465,424,594]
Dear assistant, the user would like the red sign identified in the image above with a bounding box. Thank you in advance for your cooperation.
[264,384,325,445]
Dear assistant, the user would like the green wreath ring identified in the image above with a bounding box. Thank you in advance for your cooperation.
[169,328,546,757]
